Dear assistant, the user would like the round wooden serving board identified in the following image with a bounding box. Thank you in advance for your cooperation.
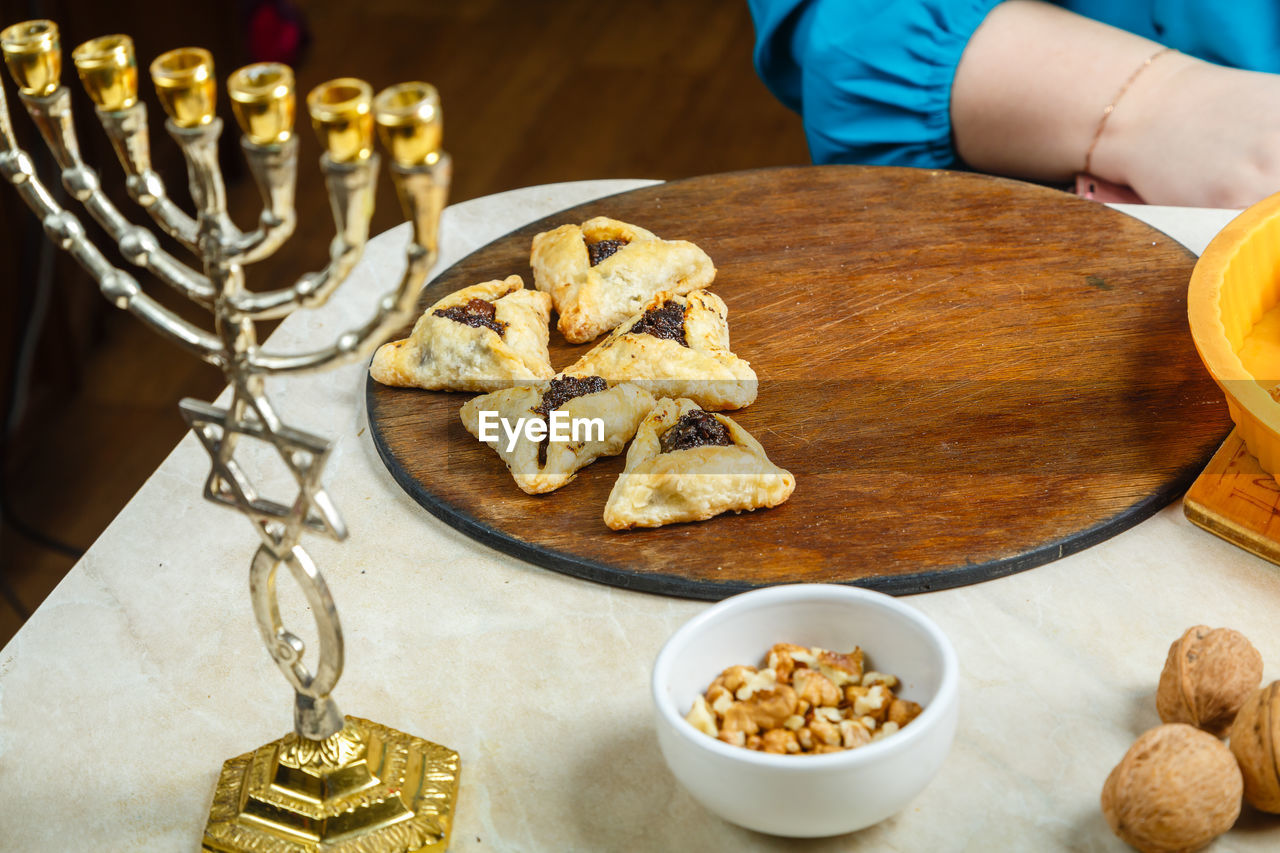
[367,166,1230,599]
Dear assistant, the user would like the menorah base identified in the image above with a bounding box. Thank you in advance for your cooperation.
[202,716,460,853]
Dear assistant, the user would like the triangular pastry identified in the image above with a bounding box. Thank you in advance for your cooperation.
[530,216,716,343]
[603,397,795,530]
[460,376,655,494]
[562,290,757,410]
[370,275,554,392]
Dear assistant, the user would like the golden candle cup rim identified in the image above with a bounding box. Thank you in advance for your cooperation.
[373,81,439,127]
[306,77,373,122]
[0,19,58,54]
[1,20,60,97]
[228,62,294,102]
[72,34,137,111]
[71,34,134,68]
[150,46,213,84]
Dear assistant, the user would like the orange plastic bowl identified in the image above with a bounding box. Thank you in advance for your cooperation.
[1189,191,1280,474]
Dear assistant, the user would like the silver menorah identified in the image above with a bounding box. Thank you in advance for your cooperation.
[0,20,458,853]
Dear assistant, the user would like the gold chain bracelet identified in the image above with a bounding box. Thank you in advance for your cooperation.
[1083,46,1175,175]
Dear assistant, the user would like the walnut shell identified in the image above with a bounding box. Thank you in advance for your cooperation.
[1156,625,1263,737]
[1228,681,1280,813]
[1101,724,1242,853]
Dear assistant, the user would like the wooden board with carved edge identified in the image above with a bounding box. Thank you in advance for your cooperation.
[1184,429,1280,567]
[366,166,1231,600]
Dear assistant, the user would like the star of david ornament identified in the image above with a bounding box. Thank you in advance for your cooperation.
[180,385,347,549]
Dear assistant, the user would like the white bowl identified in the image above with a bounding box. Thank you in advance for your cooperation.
[652,584,959,837]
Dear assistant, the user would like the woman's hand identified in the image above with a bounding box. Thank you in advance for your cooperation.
[1092,58,1280,208]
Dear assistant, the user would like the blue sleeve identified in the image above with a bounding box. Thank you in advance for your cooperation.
[1066,0,1280,72]
[749,0,1005,168]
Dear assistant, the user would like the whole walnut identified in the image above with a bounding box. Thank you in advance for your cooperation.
[1101,724,1242,853]
[1228,681,1280,813]
[1155,625,1263,737]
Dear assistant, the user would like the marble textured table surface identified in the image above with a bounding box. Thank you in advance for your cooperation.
[1,178,1277,852]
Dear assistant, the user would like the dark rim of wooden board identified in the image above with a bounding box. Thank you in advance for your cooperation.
[366,165,1230,600]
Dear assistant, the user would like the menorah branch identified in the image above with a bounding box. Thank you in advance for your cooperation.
[248,240,431,375]
[17,87,78,163]
[394,154,451,261]
[224,135,297,264]
[95,103,201,250]
[168,118,235,233]
[16,87,215,306]
[229,152,375,320]
[0,144,224,362]
[246,78,450,374]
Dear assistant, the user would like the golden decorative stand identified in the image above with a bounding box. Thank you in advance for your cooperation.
[0,20,458,852]
[205,719,460,852]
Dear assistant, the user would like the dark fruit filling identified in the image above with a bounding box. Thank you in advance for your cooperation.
[533,375,608,418]
[629,299,687,346]
[586,238,628,266]
[659,409,733,453]
[433,298,506,335]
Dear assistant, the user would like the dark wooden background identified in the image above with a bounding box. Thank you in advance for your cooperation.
[0,0,809,642]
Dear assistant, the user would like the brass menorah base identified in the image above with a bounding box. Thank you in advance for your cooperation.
[204,717,460,853]
[0,19,460,853]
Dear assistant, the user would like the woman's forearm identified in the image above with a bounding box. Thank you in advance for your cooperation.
[953,0,1280,207]
[951,0,1174,184]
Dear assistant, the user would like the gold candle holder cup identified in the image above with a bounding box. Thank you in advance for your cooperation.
[72,34,138,112]
[307,77,374,164]
[0,19,60,98]
[374,81,442,168]
[228,62,294,146]
[150,47,216,127]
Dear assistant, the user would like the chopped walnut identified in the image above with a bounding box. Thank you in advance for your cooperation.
[686,695,717,737]
[817,649,864,687]
[744,684,798,729]
[761,728,799,754]
[716,665,756,695]
[813,705,844,723]
[735,668,778,701]
[721,702,759,736]
[862,671,898,689]
[839,718,872,749]
[853,684,889,721]
[718,730,746,747]
[888,698,923,728]
[793,669,841,707]
[791,647,818,668]
[684,642,922,755]
[872,721,900,742]
[707,684,734,716]
[808,716,841,746]
[766,643,808,683]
